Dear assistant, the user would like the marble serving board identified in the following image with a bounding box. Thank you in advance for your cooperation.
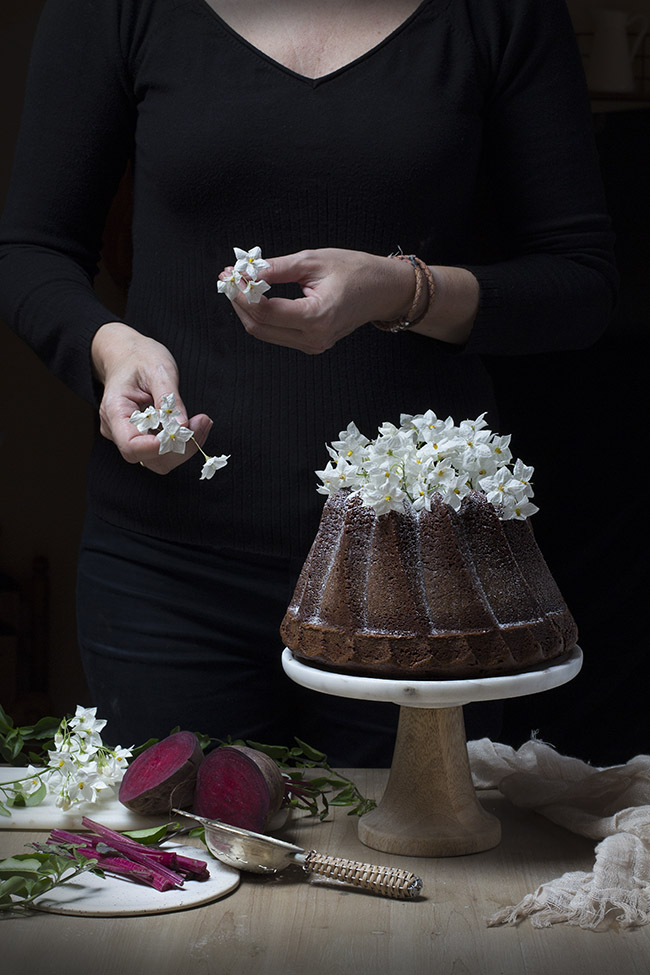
[0,767,170,831]
[30,844,240,917]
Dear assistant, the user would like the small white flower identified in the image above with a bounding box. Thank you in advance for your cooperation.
[458,412,489,437]
[489,433,513,468]
[479,466,527,509]
[410,475,432,511]
[99,745,133,784]
[159,393,181,423]
[129,405,161,433]
[241,277,271,304]
[315,460,342,496]
[328,422,370,466]
[428,458,457,490]
[439,475,472,511]
[512,458,535,497]
[69,767,106,804]
[363,469,407,514]
[70,705,106,736]
[200,454,230,480]
[157,419,194,455]
[217,269,243,301]
[233,245,270,281]
[46,749,79,777]
[22,766,46,796]
[508,497,540,520]
[460,444,499,482]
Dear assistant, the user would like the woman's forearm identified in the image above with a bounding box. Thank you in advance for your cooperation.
[404,264,479,346]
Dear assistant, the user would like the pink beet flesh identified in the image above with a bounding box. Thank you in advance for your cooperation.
[118,731,203,815]
[192,746,283,832]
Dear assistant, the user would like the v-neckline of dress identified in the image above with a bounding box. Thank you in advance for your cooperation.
[194,0,432,87]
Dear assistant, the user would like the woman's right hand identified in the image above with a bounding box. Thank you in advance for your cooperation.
[90,321,213,474]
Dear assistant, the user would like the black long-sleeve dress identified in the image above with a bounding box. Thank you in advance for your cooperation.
[0,0,617,756]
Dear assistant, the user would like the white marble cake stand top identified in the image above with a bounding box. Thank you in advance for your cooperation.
[282,645,583,709]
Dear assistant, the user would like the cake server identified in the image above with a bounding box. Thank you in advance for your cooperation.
[172,809,422,899]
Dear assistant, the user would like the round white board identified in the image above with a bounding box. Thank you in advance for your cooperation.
[282,646,583,708]
[31,844,239,916]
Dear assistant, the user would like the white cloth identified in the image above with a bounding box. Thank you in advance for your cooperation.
[467,737,650,929]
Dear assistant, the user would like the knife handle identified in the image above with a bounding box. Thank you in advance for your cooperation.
[302,850,422,899]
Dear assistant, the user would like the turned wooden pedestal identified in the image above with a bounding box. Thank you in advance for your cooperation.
[282,647,582,859]
[358,705,500,857]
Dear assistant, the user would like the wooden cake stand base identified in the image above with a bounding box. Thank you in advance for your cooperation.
[282,647,582,858]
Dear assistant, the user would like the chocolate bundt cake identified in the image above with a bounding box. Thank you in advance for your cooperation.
[281,488,577,679]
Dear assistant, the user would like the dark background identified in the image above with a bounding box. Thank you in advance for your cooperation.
[1,1,647,766]
[493,107,649,765]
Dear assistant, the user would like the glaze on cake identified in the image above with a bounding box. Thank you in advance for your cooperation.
[281,488,577,679]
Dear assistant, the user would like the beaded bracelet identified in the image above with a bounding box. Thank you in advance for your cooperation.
[373,254,436,332]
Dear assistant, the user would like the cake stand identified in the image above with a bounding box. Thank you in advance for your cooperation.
[282,646,582,858]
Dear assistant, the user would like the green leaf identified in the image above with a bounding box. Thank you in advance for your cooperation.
[0,876,29,898]
[0,855,45,876]
[329,785,356,805]
[122,823,179,845]
[24,716,60,740]
[245,741,291,762]
[0,730,25,763]
[0,704,15,733]
[293,738,328,762]
[0,801,11,818]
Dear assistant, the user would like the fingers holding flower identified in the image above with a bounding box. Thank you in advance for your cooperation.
[217,245,415,354]
[129,392,229,479]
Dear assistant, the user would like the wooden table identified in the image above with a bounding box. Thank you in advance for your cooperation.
[2,770,649,975]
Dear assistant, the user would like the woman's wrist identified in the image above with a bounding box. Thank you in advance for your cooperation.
[378,254,417,323]
[374,256,478,344]
[409,266,479,345]
[91,321,140,383]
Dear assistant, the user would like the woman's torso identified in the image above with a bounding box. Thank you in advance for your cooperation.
[91,0,497,562]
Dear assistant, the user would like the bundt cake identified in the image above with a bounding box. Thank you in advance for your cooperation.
[281,413,578,679]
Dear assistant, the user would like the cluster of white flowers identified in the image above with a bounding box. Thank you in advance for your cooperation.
[129,393,229,480]
[315,411,539,520]
[23,707,132,810]
[217,245,271,304]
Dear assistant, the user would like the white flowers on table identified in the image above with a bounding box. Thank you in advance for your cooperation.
[316,411,539,520]
[217,245,271,304]
[129,392,229,481]
[40,706,131,811]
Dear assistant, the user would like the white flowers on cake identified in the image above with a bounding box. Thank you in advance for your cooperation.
[316,411,539,520]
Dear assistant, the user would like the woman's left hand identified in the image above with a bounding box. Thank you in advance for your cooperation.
[220,248,415,354]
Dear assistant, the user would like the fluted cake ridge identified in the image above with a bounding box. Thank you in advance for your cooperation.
[281,489,577,679]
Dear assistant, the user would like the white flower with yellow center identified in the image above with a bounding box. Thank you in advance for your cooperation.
[217,268,243,300]
[129,405,160,433]
[157,418,194,455]
[240,276,271,304]
[233,245,270,281]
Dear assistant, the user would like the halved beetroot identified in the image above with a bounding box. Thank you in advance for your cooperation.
[192,745,284,832]
[118,731,204,815]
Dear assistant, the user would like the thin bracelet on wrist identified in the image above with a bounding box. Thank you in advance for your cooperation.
[373,254,436,332]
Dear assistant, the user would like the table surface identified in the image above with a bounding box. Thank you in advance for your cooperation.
[2,769,649,975]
